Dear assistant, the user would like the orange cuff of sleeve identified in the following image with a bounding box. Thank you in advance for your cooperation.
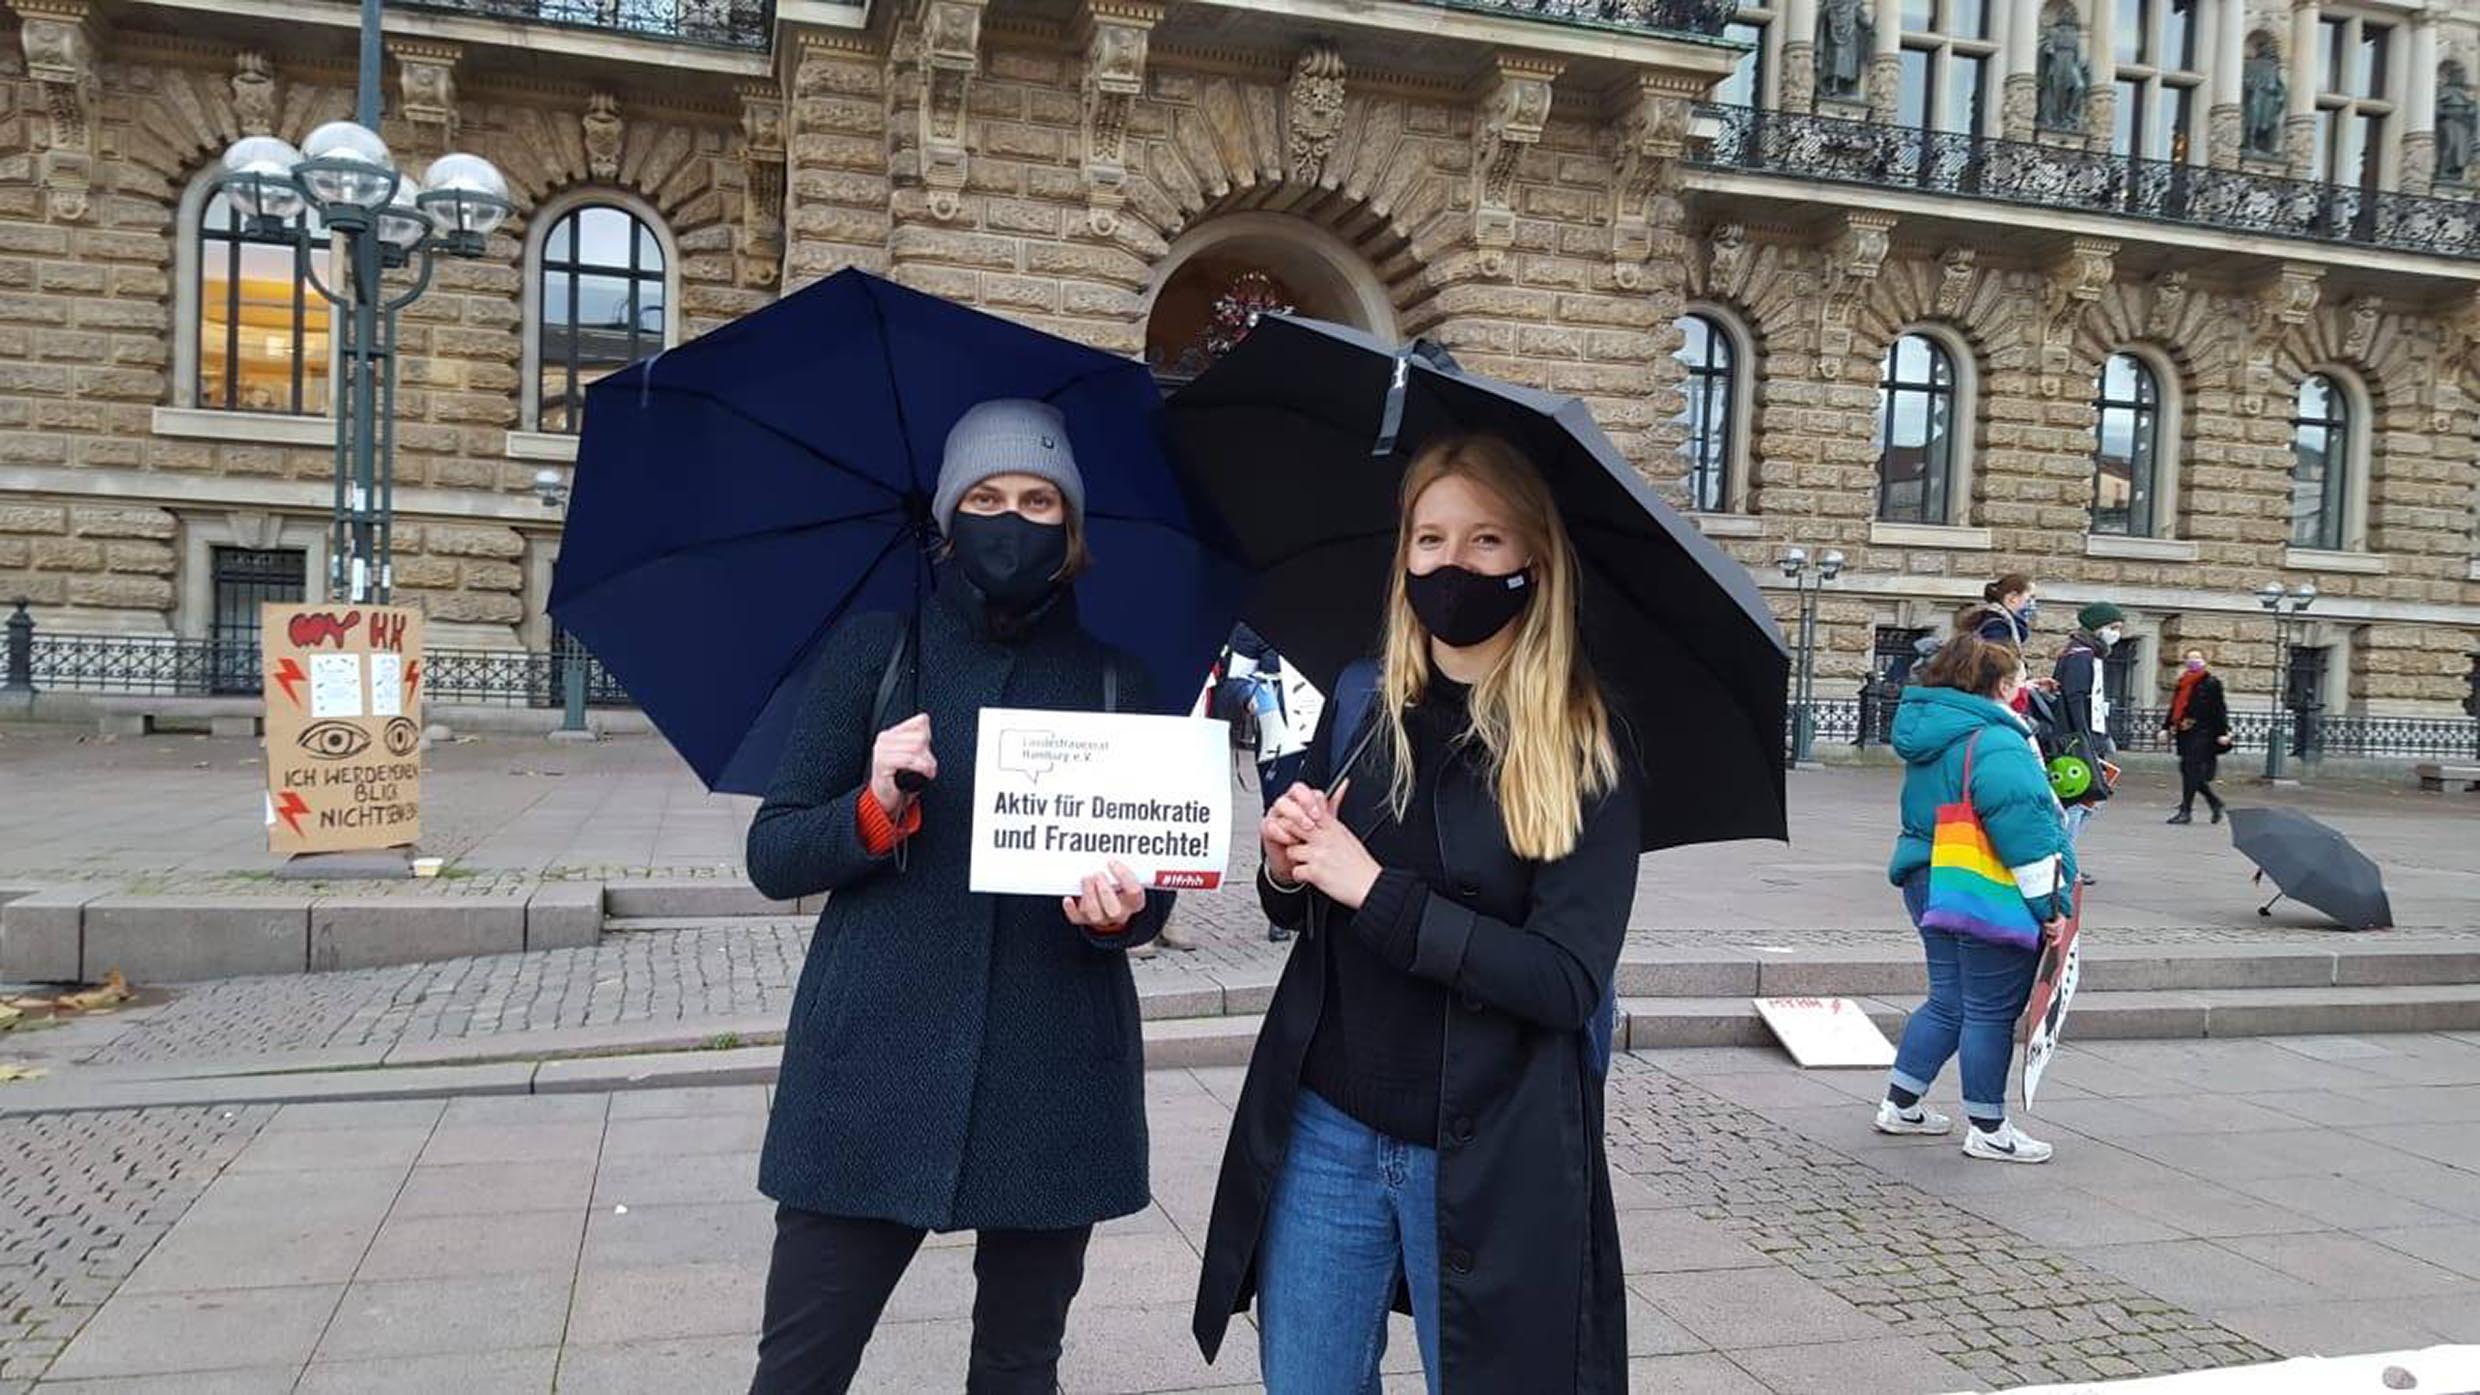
[855,789,923,856]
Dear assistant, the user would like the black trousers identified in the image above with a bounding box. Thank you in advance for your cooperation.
[750,1206,1093,1395]
[2177,741,2224,815]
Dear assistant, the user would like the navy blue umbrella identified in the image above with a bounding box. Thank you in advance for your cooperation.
[550,268,1246,794]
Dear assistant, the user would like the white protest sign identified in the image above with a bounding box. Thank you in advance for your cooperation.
[969,707,1231,897]
[1753,996,1898,1068]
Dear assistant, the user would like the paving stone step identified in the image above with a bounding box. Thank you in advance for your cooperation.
[598,883,824,920]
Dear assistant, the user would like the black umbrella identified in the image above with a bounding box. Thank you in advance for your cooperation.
[1166,316,1789,852]
[2228,806,2394,930]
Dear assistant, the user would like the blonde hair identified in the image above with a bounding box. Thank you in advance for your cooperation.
[1377,435,1618,862]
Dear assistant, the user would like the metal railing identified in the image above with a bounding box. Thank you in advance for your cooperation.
[1691,104,2480,261]
[14,622,632,711]
[378,0,775,49]
[1427,0,1735,35]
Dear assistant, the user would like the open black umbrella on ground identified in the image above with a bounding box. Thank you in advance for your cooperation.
[2228,806,2394,929]
[1166,316,1789,852]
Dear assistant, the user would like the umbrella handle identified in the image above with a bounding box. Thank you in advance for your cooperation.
[2257,892,2281,918]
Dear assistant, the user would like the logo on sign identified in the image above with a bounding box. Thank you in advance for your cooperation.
[1154,870,1222,890]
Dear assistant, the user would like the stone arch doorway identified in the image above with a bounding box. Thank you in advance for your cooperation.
[1143,212,1398,385]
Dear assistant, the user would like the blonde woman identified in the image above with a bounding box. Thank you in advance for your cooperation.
[1191,435,1643,1394]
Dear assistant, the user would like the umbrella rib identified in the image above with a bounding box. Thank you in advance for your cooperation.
[862,278,927,493]
[744,521,921,750]
[627,381,903,501]
[550,505,908,618]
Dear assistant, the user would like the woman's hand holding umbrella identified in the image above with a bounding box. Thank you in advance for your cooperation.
[870,715,939,817]
[1279,780,1382,911]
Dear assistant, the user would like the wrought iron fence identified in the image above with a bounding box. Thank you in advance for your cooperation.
[1691,104,2480,261]
[1796,692,2480,761]
[385,0,774,49]
[19,629,632,710]
[1429,0,1735,35]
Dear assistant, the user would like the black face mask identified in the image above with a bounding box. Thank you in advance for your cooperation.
[1405,565,1534,648]
[948,511,1068,612]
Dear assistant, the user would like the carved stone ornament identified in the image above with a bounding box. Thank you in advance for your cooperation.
[583,92,624,182]
[226,510,280,552]
[1818,211,1894,368]
[1705,221,1748,298]
[2240,262,2323,409]
[232,51,278,138]
[2035,5,2089,133]
[1609,82,1690,289]
[1079,3,1159,238]
[17,0,98,222]
[1287,43,1346,185]
[393,42,461,156]
[1932,246,1977,320]
[2241,34,2286,159]
[917,0,985,221]
[737,82,786,288]
[2341,295,2381,362]
[2039,237,2117,387]
[2147,268,2189,339]
[1472,58,1560,279]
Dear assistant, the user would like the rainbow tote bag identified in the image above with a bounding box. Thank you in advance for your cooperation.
[1917,732,2044,950]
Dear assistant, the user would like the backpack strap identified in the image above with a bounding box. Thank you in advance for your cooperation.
[1324,658,1383,789]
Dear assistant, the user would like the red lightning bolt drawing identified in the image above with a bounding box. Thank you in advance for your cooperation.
[274,791,309,837]
[272,658,305,708]
[403,660,421,699]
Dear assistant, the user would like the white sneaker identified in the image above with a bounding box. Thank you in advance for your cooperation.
[1961,1120,2054,1164]
[1873,1100,1953,1136]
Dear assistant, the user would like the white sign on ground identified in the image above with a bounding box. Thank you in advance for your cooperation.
[969,707,1232,897]
[1753,996,1898,1068]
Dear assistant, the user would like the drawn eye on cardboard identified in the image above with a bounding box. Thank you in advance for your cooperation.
[299,720,373,760]
[382,717,420,757]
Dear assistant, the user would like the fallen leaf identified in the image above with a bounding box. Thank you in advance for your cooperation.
[0,1003,20,1030]
[55,969,132,1013]
[0,1064,47,1082]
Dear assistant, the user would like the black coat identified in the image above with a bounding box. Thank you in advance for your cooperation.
[2162,670,2241,749]
[1192,695,1643,1393]
[747,581,1171,1232]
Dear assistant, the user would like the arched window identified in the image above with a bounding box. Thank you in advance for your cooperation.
[1877,333,1958,524]
[2092,352,2161,536]
[2290,374,2351,550]
[532,202,668,434]
[1673,313,1737,513]
[197,189,330,414]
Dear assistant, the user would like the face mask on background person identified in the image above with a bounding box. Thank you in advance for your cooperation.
[2016,599,2039,625]
[2098,625,2124,649]
[1406,565,1534,648]
[2186,658,2207,673]
[948,511,1068,612]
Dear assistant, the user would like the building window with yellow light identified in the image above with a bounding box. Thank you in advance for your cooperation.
[197,190,330,415]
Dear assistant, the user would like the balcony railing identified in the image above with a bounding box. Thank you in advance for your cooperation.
[16,630,633,710]
[1426,0,1736,36]
[389,0,775,49]
[1692,103,2480,261]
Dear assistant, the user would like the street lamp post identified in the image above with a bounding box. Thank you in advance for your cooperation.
[1780,545,1845,768]
[212,49,510,606]
[532,470,590,739]
[2256,580,2317,781]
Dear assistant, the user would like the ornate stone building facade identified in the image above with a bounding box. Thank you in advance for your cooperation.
[0,0,2473,716]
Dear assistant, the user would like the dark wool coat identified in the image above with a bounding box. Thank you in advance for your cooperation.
[748,581,1171,1232]
[1192,695,1644,1394]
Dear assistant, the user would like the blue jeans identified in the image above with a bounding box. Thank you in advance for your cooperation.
[1257,1090,1442,1395]
[1889,872,2041,1121]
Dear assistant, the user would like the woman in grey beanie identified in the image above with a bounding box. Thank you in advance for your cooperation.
[746,396,1175,1393]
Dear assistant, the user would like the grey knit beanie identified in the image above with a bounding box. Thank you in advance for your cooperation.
[932,399,1085,534]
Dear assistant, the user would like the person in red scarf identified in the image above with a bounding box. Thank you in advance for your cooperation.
[2163,647,2232,824]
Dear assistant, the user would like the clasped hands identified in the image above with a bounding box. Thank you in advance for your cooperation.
[1261,779,1383,911]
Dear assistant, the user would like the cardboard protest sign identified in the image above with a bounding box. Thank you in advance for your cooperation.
[969,708,1230,896]
[2018,885,2084,1106]
[1754,996,1898,1068]
[262,603,424,855]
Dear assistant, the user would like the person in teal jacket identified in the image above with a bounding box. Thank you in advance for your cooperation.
[1878,623,2076,1164]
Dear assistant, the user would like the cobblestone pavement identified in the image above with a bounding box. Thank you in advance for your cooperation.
[0,1106,270,1391]
[1604,1057,2282,1387]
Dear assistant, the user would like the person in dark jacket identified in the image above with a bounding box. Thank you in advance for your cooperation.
[2163,647,2232,824]
[1880,623,2075,1163]
[1192,434,1643,1394]
[1973,571,2038,649]
[744,398,1173,1395]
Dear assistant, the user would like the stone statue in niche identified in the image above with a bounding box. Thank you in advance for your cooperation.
[1816,0,1870,102]
[2037,8,2088,131]
[2440,61,2476,185]
[2242,35,2286,158]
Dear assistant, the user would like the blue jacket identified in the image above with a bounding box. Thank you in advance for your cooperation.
[1888,685,2077,923]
